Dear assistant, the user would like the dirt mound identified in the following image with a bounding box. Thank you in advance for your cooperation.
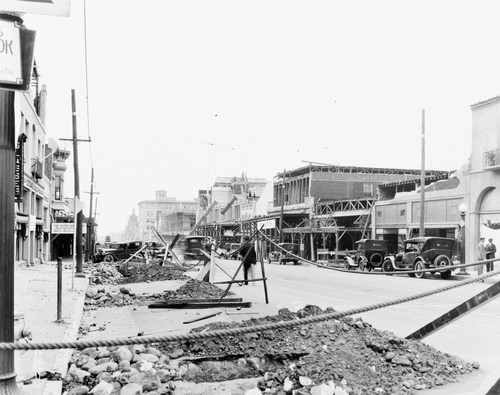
[162,278,234,300]
[116,262,189,283]
[154,306,478,394]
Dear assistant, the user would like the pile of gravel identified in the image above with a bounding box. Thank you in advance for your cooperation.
[85,262,123,285]
[155,305,478,394]
[116,262,189,284]
[162,279,234,300]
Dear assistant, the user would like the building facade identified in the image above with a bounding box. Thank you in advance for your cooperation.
[13,68,52,265]
[137,190,198,242]
[467,96,500,264]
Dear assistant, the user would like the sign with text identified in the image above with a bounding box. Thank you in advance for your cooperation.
[0,0,71,17]
[51,222,74,234]
[0,20,22,84]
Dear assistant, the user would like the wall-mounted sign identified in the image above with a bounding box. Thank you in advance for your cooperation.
[51,222,74,234]
[0,20,22,85]
[0,0,71,17]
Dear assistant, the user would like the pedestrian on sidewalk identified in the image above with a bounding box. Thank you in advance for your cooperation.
[240,235,256,285]
[486,238,496,272]
[477,237,486,276]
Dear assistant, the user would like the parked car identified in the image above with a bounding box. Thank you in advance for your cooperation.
[268,243,300,265]
[382,237,457,279]
[344,239,388,271]
[94,240,144,263]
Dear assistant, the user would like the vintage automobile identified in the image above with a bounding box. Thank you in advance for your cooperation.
[268,243,300,265]
[178,235,213,261]
[381,237,457,279]
[94,240,144,263]
[344,239,388,271]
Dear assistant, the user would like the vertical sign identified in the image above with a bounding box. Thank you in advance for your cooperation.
[0,20,23,85]
[14,134,27,203]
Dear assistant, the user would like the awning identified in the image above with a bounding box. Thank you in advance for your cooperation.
[52,201,68,211]
[16,214,29,224]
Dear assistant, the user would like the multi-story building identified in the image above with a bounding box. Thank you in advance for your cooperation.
[13,65,52,265]
[466,96,500,264]
[264,165,450,260]
[195,175,271,240]
[13,65,72,264]
[137,191,198,242]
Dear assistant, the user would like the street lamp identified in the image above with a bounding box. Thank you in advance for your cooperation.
[457,203,469,275]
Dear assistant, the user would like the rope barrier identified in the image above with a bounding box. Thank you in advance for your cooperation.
[1,265,499,351]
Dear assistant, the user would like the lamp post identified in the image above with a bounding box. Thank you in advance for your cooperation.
[457,203,469,275]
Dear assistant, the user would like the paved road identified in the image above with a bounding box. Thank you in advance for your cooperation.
[208,258,500,395]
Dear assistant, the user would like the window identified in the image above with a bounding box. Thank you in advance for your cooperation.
[54,176,61,200]
[377,210,382,218]
[400,209,406,217]
[363,183,373,194]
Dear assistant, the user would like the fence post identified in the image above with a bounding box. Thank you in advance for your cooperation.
[57,257,63,322]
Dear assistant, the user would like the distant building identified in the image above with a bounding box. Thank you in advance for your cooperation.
[137,190,198,241]
[124,209,140,241]
[194,174,270,240]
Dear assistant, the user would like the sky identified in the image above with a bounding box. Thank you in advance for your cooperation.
[21,0,500,238]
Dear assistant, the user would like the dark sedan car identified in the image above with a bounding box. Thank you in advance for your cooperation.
[345,239,388,271]
[94,240,144,263]
[382,237,457,279]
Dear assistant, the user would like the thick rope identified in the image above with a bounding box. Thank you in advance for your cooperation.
[1,267,498,351]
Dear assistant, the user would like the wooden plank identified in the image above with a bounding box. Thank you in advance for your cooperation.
[148,301,252,309]
[151,297,243,304]
[406,280,500,340]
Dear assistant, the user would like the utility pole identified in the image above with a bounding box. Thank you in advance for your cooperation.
[60,90,91,274]
[420,109,425,237]
[85,168,99,261]
[279,169,286,243]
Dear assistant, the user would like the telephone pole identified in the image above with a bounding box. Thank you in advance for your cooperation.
[60,90,91,273]
[85,168,99,261]
[420,109,425,237]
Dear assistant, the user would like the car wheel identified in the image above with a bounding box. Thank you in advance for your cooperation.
[413,260,425,279]
[440,270,452,280]
[434,254,451,268]
[358,260,365,272]
[293,260,299,265]
[382,259,394,275]
[103,254,115,263]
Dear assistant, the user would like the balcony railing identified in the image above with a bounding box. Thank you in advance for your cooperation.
[484,149,500,169]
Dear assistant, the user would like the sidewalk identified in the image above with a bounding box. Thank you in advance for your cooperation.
[13,258,89,395]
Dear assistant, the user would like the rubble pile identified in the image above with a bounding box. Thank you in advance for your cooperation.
[154,306,478,394]
[162,279,234,300]
[85,262,123,285]
[84,287,141,310]
[116,262,189,284]
[65,305,478,394]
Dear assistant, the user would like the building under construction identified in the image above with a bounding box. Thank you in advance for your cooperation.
[196,164,451,262]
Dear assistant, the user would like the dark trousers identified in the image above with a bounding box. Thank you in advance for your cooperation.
[486,254,495,272]
[243,263,253,285]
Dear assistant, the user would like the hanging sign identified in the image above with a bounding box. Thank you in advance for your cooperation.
[0,19,22,85]
[0,0,72,17]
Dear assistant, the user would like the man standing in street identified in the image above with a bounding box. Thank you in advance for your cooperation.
[486,238,497,272]
[477,237,486,276]
[240,235,256,285]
